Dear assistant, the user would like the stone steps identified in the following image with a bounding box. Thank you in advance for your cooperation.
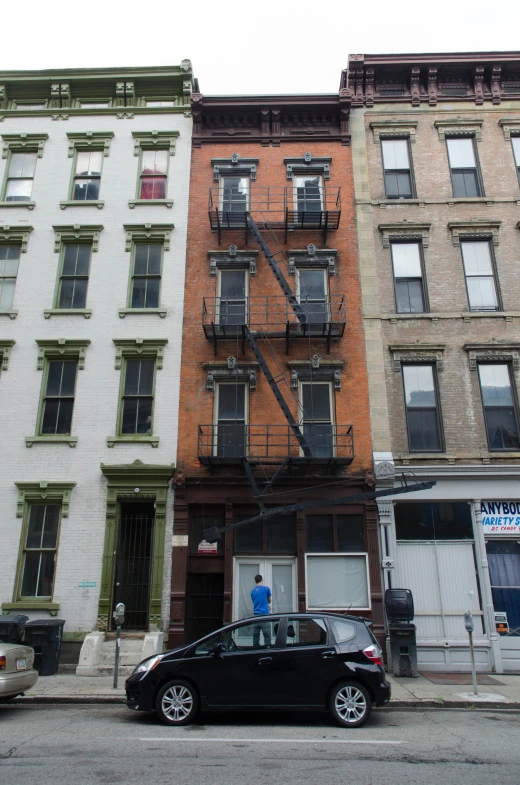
[76,630,163,676]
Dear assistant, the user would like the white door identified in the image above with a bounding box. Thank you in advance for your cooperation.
[234,558,297,620]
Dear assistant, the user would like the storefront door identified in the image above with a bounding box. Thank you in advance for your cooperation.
[234,558,296,620]
[486,540,520,671]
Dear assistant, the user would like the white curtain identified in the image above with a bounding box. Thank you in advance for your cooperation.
[307,555,369,609]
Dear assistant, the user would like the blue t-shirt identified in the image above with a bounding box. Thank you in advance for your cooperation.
[251,584,271,615]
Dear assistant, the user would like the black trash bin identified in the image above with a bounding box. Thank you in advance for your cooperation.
[22,619,65,676]
[385,588,419,678]
[0,615,29,644]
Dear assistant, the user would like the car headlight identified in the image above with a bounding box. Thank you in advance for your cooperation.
[133,655,163,674]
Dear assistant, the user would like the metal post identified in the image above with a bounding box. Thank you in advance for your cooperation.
[468,629,478,696]
[113,624,121,690]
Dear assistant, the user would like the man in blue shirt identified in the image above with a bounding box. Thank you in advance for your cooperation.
[251,574,272,648]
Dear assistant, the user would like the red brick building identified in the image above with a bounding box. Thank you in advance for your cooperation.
[169,90,381,648]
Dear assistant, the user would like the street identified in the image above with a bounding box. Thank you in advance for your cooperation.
[1,704,519,784]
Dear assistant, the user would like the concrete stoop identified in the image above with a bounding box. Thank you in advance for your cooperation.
[76,630,163,676]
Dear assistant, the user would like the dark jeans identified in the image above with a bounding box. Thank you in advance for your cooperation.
[252,619,272,648]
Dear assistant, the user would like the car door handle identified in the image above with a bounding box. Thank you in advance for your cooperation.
[321,650,336,659]
[257,657,273,665]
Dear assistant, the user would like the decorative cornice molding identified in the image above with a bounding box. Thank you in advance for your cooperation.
[389,343,446,372]
[100,458,174,483]
[112,338,168,370]
[1,133,48,158]
[0,339,15,371]
[284,152,332,180]
[208,246,258,276]
[35,338,91,370]
[287,358,344,390]
[498,118,520,140]
[379,222,431,249]
[14,481,76,518]
[0,224,33,253]
[131,130,179,156]
[370,120,418,144]
[204,361,258,391]
[448,220,501,246]
[287,245,338,275]
[434,119,483,142]
[52,224,103,252]
[464,343,520,371]
[66,131,114,157]
[212,153,259,181]
[123,223,174,252]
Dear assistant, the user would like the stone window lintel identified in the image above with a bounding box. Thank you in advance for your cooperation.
[284,152,331,180]
[448,220,501,246]
[14,481,76,518]
[498,119,520,141]
[212,153,259,181]
[208,246,259,276]
[132,130,180,156]
[35,339,91,371]
[389,344,445,373]
[370,120,418,144]
[0,225,34,253]
[464,343,520,371]
[288,245,338,275]
[205,361,258,391]
[52,224,103,252]
[123,223,174,252]
[66,131,114,157]
[0,339,15,370]
[434,119,483,142]
[113,338,168,370]
[379,222,431,249]
[1,133,49,158]
[288,358,344,391]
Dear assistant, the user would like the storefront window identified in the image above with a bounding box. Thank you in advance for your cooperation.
[307,513,365,552]
[234,514,295,554]
[395,502,473,540]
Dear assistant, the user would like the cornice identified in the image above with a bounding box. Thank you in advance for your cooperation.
[0,64,194,81]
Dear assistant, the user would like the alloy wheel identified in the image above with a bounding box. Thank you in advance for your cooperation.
[161,685,194,723]
[334,685,367,724]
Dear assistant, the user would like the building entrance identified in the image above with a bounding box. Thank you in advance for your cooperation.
[112,502,155,630]
[234,558,297,620]
[487,540,520,671]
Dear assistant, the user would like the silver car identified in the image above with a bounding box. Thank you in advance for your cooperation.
[0,642,38,700]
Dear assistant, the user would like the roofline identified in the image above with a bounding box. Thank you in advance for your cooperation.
[0,63,194,81]
[348,51,520,65]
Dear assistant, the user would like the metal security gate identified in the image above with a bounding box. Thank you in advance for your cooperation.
[185,574,224,643]
[113,503,155,630]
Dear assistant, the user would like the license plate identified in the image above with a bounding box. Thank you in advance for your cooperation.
[16,658,27,671]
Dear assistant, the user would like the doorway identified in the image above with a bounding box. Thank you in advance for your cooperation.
[234,558,297,620]
[112,502,155,630]
[486,540,520,670]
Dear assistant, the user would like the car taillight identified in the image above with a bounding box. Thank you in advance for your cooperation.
[363,644,383,667]
[0,656,6,671]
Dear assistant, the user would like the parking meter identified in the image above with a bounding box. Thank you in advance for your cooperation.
[112,603,125,690]
[113,602,125,627]
[464,610,474,633]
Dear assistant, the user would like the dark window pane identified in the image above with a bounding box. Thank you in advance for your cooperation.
[21,552,40,596]
[216,423,246,457]
[42,506,60,548]
[138,360,155,395]
[76,244,91,275]
[147,244,162,274]
[307,514,334,552]
[190,515,224,554]
[235,518,263,552]
[46,362,63,396]
[452,170,480,198]
[303,423,334,457]
[37,551,56,596]
[337,515,365,551]
[122,398,138,432]
[145,277,160,308]
[266,515,295,553]
[395,502,473,540]
[41,400,60,433]
[58,279,74,309]
[385,171,412,198]
[56,399,74,434]
[124,361,140,395]
[218,384,245,419]
[134,245,149,275]
[71,278,87,308]
[396,280,424,313]
[131,277,147,307]
[26,506,45,548]
[484,408,520,450]
[406,409,442,452]
[136,398,153,433]
[302,384,331,421]
[60,362,77,396]
[62,245,79,275]
[220,270,246,299]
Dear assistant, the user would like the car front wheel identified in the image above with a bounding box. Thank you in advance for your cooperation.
[156,679,199,726]
[329,681,372,728]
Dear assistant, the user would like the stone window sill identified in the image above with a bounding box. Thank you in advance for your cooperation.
[26,435,78,447]
[2,601,60,615]
[118,307,167,318]
[44,308,92,319]
[106,435,160,447]
[60,200,104,210]
[0,200,36,210]
[0,309,17,319]
[128,198,173,208]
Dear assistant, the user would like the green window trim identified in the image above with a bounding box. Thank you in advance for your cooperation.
[107,339,167,447]
[44,308,92,319]
[131,130,179,157]
[123,223,174,251]
[124,241,164,312]
[60,200,104,210]
[26,435,78,448]
[53,224,103,253]
[118,307,167,318]
[66,131,114,158]
[49,231,98,315]
[0,339,15,370]
[128,198,173,209]
[61,132,113,209]
[0,225,33,254]
[2,601,61,616]
[1,135,47,207]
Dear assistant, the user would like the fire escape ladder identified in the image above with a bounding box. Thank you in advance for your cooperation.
[246,213,306,325]
[243,325,312,458]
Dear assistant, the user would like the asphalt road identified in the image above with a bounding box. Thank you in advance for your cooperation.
[1,704,519,785]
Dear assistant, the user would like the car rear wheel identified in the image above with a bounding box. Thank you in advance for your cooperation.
[329,681,372,728]
[156,679,199,726]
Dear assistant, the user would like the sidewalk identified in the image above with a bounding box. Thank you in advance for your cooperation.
[9,672,520,709]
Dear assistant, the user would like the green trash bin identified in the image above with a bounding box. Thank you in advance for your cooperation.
[23,619,65,676]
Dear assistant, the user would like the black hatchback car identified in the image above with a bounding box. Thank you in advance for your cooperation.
[126,612,390,728]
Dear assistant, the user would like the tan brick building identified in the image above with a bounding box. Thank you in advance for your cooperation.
[169,91,383,648]
[348,52,520,672]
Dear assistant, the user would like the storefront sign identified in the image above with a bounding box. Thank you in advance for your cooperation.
[494,611,509,635]
[481,501,520,533]
[198,539,218,554]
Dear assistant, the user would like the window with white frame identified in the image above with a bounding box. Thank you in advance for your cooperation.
[214,382,248,458]
[72,150,103,201]
[296,268,329,325]
[300,381,334,458]
[391,242,427,313]
[460,240,500,312]
[220,176,249,214]
[446,137,482,197]
[381,139,414,198]
[4,152,37,202]
[0,245,21,309]
[306,554,370,610]
[293,174,323,214]
[138,149,169,200]
[217,269,248,326]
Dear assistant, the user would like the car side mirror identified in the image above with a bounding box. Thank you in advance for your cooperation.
[211,642,225,657]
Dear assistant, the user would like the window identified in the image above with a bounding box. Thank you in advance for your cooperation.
[461,241,500,312]
[391,242,426,313]
[138,149,169,200]
[220,176,249,214]
[478,364,520,451]
[512,137,520,185]
[145,100,175,107]
[222,618,280,651]
[235,515,295,554]
[447,138,481,197]
[40,360,78,435]
[80,103,109,109]
[402,364,443,452]
[329,618,357,644]
[0,245,21,309]
[217,269,248,325]
[129,243,162,309]
[395,502,473,540]
[306,554,370,610]
[56,244,92,309]
[381,139,413,198]
[296,268,329,325]
[306,514,365,553]
[18,504,61,599]
[215,383,247,458]
[121,359,155,435]
[4,152,37,202]
[293,175,323,214]
[285,617,328,647]
[72,150,103,201]
[300,382,334,457]
[15,103,45,110]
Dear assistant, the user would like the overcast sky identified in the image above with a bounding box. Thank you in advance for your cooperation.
[3,0,518,95]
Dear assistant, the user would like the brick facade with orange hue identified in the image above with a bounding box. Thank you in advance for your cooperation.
[170,93,381,650]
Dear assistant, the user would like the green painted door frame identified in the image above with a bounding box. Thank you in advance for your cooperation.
[98,459,174,631]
